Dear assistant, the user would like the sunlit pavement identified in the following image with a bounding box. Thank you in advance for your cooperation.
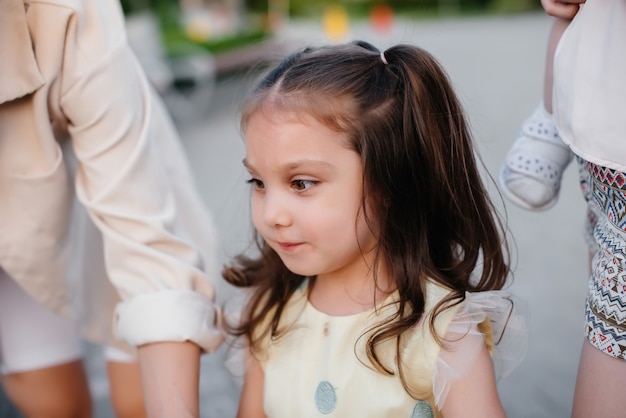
[3,12,588,418]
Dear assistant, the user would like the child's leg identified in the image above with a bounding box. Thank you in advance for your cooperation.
[104,346,146,418]
[571,340,626,417]
[499,17,571,211]
[571,160,626,416]
[0,270,92,418]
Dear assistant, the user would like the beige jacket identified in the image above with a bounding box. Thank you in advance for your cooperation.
[0,0,223,353]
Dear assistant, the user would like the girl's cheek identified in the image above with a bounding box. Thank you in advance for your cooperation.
[250,198,262,229]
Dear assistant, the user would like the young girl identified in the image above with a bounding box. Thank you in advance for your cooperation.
[224,41,525,418]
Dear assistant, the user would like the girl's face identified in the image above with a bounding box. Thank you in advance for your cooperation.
[244,110,377,284]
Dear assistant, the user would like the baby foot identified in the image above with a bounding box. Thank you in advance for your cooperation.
[499,104,572,211]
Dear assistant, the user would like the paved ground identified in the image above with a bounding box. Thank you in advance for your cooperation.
[2,11,590,418]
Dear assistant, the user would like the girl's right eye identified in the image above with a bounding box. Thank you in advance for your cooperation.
[246,178,265,190]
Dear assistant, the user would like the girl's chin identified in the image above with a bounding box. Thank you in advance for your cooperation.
[279,261,317,278]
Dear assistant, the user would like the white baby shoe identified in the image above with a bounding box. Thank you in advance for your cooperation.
[499,104,572,211]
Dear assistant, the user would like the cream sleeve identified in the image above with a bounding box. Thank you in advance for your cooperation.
[59,0,223,352]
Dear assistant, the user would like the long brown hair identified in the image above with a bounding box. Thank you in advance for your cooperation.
[224,41,509,389]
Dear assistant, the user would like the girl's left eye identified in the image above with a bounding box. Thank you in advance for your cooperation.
[291,179,317,192]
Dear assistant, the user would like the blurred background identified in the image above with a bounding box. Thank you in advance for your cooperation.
[4,1,592,417]
[116,0,544,123]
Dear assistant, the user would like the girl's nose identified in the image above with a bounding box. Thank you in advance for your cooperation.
[262,191,292,228]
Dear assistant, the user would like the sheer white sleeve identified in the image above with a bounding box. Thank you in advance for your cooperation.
[432,291,528,409]
[223,288,252,387]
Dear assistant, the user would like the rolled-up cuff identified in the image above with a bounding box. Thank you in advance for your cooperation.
[114,290,224,353]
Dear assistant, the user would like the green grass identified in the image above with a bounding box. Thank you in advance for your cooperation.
[489,0,542,13]
[163,27,270,58]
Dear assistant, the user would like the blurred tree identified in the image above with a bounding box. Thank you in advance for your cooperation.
[242,0,541,17]
[489,0,542,12]
[120,0,151,14]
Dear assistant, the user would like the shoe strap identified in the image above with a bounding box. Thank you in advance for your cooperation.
[521,109,564,147]
[505,151,563,189]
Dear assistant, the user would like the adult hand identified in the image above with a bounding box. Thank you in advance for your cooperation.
[541,0,585,19]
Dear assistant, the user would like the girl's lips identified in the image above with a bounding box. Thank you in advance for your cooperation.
[278,242,302,251]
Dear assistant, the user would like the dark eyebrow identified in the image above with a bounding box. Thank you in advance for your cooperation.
[243,158,334,172]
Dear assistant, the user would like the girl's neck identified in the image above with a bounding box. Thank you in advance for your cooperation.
[308,269,395,316]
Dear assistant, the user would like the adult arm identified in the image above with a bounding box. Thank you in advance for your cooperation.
[138,342,202,417]
[56,0,222,414]
[543,17,572,113]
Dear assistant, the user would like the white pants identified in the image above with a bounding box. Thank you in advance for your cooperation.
[0,269,133,374]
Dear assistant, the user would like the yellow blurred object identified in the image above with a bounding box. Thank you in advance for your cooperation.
[323,5,349,42]
[185,18,212,42]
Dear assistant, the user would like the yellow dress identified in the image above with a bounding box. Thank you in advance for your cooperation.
[252,281,524,418]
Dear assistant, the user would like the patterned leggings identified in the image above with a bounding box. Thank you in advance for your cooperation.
[579,157,626,360]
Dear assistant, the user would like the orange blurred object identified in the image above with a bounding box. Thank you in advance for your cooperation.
[370,3,394,34]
